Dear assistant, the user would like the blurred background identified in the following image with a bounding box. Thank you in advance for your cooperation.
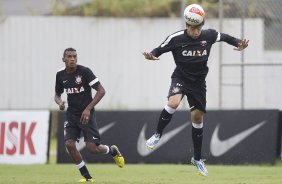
[1,0,282,110]
[0,0,281,165]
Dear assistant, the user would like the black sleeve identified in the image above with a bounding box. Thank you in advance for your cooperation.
[208,29,218,44]
[85,67,100,89]
[151,35,175,57]
[55,72,64,95]
[219,33,241,47]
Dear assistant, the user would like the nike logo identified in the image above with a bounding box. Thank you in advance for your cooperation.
[189,106,195,110]
[161,118,170,121]
[137,122,190,156]
[63,80,68,83]
[74,121,116,151]
[210,120,267,157]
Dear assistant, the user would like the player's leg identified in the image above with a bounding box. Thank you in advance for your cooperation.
[83,111,124,168]
[65,139,94,182]
[84,142,124,168]
[191,109,204,161]
[157,94,183,134]
[187,93,208,176]
[146,78,184,149]
[64,112,94,182]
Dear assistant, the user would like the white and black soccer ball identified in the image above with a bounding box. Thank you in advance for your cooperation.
[184,4,205,26]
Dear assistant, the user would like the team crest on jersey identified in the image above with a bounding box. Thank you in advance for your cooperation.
[200,40,207,46]
[75,75,82,84]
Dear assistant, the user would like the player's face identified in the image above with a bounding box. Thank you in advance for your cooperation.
[187,25,203,39]
[63,51,77,69]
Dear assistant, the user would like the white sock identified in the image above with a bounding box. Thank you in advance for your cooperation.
[192,122,203,129]
[104,145,110,154]
[164,104,176,114]
[76,161,85,169]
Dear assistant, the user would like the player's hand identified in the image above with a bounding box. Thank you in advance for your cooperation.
[234,39,249,51]
[81,109,91,124]
[143,52,159,60]
[59,101,66,110]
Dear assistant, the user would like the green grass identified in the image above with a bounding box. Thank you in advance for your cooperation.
[0,163,282,184]
[3,138,279,183]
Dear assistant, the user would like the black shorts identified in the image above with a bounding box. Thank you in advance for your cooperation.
[64,110,101,144]
[168,77,207,113]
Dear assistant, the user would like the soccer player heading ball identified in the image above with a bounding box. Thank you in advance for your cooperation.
[143,4,249,177]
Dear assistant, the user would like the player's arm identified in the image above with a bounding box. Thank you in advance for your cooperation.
[81,83,105,124]
[54,73,66,110]
[143,52,159,60]
[54,93,66,110]
[85,83,105,111]
[218,32,249,51]
[143,34,175,61]
[233,39,249,51]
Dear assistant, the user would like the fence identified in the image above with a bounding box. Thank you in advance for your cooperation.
[217,0,282,108]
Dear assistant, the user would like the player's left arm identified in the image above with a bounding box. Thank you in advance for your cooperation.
[233,39,249,51]
[218,32,249,51]
[81,82,105,124]
[81,67,105,124]
[86,83,105,111]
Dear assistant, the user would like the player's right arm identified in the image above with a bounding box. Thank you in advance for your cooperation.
[143,32,176,61]
[54,93,66,110]
[54,72,66,110]
[143,52,159,60]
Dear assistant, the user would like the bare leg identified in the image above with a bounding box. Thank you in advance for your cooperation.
[65,139,92,180]
[85,142,109,154]
[65,139,83,164]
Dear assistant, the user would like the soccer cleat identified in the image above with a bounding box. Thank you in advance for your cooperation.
[110,145,125,168]
[191,157,208,176]
[78,178,94,183]
[146,133,161,149]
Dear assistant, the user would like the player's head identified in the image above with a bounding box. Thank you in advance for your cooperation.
[63,47,76,58]
[62,47,77,69]
[186,23,204,39]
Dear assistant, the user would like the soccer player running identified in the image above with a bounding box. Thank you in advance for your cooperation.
[54,48,124,183]
[143,4,249,176]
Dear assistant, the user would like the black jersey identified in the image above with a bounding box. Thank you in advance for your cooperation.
[151,29,240,81]
[55,65,100,114]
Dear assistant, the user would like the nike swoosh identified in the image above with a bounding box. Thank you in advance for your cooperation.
[74,121,117,151]
[210,120,267,157]
[137,122,190,156]
[161,118,170,120]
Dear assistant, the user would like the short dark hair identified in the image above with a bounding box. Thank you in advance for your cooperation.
[63,47,76,58]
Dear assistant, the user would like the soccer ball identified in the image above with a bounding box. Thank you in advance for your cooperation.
[184,4,205,26]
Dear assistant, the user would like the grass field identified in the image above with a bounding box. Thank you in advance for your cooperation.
[1,163,282,184]
[1,138,281,184]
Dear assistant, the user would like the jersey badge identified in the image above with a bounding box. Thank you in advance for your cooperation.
[75,75,83,84]
[200,40,207,46]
